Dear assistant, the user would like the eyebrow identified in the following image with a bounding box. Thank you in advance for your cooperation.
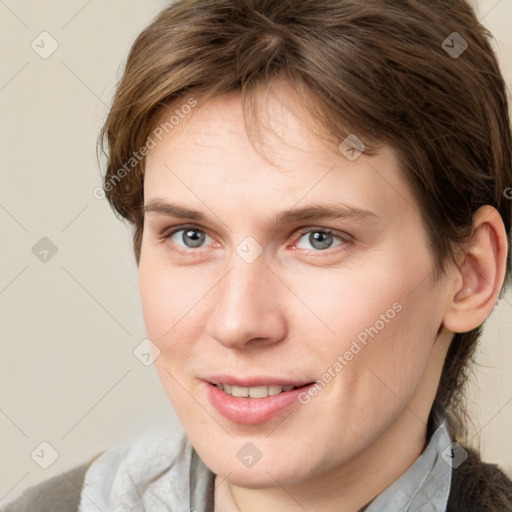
[143,199,379,225]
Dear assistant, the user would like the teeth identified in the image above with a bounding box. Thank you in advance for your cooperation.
[217,383,299,398]
[249,386,269,398]
[231,385,249,397]
[268,385,283,396]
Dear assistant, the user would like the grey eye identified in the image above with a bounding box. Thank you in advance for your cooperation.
[296,231,343,251]
[171,228,211,248]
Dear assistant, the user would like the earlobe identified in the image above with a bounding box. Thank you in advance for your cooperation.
[442,205,508,334]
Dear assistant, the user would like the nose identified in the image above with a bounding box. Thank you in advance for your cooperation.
[204,253,288,349]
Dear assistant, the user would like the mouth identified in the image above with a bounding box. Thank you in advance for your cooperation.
[213,382,309,398]
[203,377,317,424]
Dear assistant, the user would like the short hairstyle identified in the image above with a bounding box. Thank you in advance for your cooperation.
[99,0,511,448]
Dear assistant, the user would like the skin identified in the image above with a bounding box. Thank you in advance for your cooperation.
[138,81,507,512]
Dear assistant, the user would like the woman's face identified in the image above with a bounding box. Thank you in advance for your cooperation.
[139,84,453,487]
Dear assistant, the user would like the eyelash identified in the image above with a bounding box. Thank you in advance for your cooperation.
[160,224,352,257]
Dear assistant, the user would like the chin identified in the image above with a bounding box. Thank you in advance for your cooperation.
[215,463,310,489]
[197,440,324,488]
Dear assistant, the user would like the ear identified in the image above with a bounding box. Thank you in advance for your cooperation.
[443,205,508,333]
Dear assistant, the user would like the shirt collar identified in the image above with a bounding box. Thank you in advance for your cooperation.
[363,420,452,512]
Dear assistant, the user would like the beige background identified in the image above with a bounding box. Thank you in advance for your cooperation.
[0,0,511,503]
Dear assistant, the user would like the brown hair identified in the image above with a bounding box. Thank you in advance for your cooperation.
[99,0,512,505]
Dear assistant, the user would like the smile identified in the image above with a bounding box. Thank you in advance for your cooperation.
[204,379,316,424]
[214,383,301,398]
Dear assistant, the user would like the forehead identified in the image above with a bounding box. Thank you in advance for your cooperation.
[143,86,418,228]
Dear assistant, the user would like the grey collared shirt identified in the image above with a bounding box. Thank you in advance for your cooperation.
[362,421,452,512]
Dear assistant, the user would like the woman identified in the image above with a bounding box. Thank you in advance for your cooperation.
[3,0,512,510]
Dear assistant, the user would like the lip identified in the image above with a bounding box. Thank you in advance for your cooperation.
[203,378,316,425]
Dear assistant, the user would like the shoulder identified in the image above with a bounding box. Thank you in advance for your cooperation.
[78,427,212,511]
[78,426,192,493]
[0,454,101,512]
[448,445,512,512]
[0,428,196,512]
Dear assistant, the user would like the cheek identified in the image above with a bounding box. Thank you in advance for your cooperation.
[139,257,204,340]
[289,264,440,462]
[139,262,170,340]
[299,247,440,400]
[138,259,207,417]
[292,255,435,354]
[331,273,439,421]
